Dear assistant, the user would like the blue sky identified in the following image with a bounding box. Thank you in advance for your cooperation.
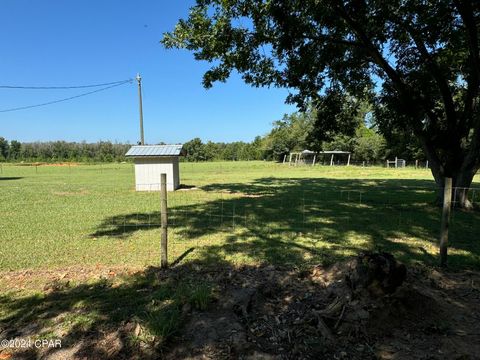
[0,1,295,144]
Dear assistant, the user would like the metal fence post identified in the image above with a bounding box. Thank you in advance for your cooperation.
[440,177,452,267]
[160,173,168,268]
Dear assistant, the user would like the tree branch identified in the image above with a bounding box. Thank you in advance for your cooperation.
[331,3,442,130]
[453,0,480,126]
[453,0,480,171]
[401,21,457,131]
[305,33,364,48]
[332,3,408,95]
[331,1,448,170]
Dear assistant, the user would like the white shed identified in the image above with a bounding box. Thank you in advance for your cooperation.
[125,144,184,191]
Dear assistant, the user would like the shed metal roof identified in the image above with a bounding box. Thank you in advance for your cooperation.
[125,144,183,157]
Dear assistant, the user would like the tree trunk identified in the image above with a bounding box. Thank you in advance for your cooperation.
[428,157,476,210]
[453,169,476,210]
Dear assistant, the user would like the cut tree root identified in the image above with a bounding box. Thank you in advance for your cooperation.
[312,252,407,341]
[165,255,480,359]
[316,296,346,317]
[334,304,346,330]
[316,316,334,342]
[346,252,407,295]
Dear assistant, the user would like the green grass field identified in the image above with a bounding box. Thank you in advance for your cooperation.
[1,161,479,271]
[1,161,480,357]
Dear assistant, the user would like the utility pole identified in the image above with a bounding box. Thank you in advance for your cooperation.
[136,73,145,145]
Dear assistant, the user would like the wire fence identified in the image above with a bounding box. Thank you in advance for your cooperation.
[289,160,432,168]
[167,184,478,264]
[1,165,479,268]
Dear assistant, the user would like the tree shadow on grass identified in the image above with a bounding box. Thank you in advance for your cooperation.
[90,177,480,270]
[0,177,23,181]
[201,176,440,194]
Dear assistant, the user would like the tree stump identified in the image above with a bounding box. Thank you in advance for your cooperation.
[346,252,407,295]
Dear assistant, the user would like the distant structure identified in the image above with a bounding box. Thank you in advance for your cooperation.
[287,150,351,166]
[125,144,184,191]
[386,157,406,168]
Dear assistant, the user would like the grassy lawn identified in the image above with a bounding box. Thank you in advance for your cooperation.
[1,161,479,272]
[1,161,480,357]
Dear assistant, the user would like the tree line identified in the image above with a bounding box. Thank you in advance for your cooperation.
[174,100,425,163]
[0,138,131,162]
[260,104,425,164]
[0,105,424,164]
[0,137,265,163]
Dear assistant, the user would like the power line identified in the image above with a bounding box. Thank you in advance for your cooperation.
[0,79,133,90]
[0,79,133,113]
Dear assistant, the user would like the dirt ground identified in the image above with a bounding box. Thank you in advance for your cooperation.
[166,262,480,360]
[0,265,140,292]
[1,260,479,360]
[13,162,80,167]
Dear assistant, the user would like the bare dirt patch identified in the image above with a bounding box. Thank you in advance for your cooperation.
[1,259,479,359]
[0,265,142,293]
[42,163,79,167]
[15,162,79,167]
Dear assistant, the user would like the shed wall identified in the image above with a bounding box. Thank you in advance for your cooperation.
[133,156,180,191]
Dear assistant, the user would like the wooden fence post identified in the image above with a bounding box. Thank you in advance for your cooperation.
[160,173,168,268]
[440,177,452,267]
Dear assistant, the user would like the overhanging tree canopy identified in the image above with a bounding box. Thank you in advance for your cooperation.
[163,0,480,207]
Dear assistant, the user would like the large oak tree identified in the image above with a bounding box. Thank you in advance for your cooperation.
[163,0,480,208]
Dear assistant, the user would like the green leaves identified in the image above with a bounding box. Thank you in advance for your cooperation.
[163,0,480,183]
